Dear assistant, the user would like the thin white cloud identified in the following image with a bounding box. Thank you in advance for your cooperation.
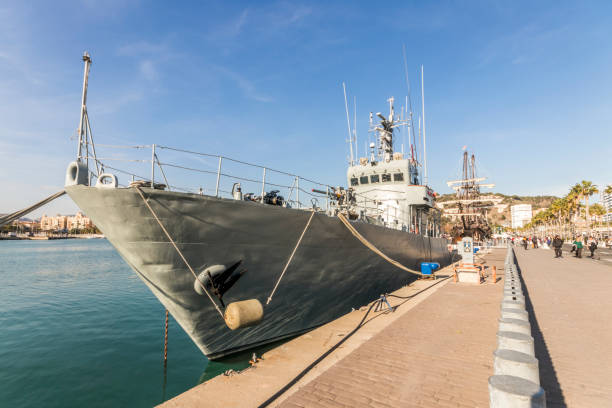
[212,65,273,103]
[139,60,157,80]
[205,3,312,46]
[117,40,168,56]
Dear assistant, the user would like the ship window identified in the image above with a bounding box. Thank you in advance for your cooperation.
[393,173,404,182]
[382,173,391,182]
[370,174,380,183]
[359,176,369,184]
[350,177,359,186]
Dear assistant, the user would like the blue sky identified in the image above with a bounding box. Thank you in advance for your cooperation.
[1,0,611,217]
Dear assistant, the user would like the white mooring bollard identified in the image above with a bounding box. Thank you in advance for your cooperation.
[503,293,526,302]
[497,331,535,356]
[498,318,531,335]
[489,375,546,407]
[494,349,540,384]
[501,308,529,321]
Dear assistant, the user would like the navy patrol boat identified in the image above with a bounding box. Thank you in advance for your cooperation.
[64,53,453,359]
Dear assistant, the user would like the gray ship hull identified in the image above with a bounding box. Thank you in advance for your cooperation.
[66,185,454,359]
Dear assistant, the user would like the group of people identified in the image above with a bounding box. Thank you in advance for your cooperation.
[512,235,604,259]
[514,236,544,250]
[570,236,599,259]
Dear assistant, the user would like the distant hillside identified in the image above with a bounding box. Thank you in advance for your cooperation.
[438,192,560,229]
[437,192,559,209]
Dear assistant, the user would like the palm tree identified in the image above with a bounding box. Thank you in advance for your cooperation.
[579,180,598,228]
[567,184,582,223]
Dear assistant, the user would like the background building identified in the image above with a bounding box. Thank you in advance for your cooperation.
[40,212,93,231]
[603,189,612,222]
[511,204,532,229]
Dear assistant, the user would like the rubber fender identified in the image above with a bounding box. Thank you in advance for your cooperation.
[224,299,264,330]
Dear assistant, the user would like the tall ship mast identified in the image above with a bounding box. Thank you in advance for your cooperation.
[445,150,495,241]
[62,53,455,359]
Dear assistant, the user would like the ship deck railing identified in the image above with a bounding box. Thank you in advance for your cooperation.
[80,143,435,232]
[81,143,344,211]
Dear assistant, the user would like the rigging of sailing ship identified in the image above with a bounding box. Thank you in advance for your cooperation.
[62,52,455,359]
[445,150,495,242]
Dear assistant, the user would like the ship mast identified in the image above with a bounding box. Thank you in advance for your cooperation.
[446,150,495,240]
[76,52,100,178]
[421,65,428,186]
[343,82,354,166]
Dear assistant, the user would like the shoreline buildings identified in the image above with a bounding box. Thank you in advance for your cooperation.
[511,204,532,229]
[603,189,612,223]
[39,212,93,231]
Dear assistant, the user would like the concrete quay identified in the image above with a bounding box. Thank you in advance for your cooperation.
[514,246,612,407]
[161,249,505,408]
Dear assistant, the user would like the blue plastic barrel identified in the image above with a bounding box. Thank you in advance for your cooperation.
[420,262,440,275]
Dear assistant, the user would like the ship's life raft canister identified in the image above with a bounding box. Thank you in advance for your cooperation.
[224,299,264,330]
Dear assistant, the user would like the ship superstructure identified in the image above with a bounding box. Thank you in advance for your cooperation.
[344,96,439,237]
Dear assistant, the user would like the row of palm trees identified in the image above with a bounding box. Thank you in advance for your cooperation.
[521,181,611,237]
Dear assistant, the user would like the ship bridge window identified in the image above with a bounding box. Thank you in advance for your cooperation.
[370,174,380,183]
[350,177,359,186]
[359,176,369,184]
[393,173,404,182]
[382,173,391,182]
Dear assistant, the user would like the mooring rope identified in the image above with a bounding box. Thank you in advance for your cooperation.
[266,211,316,305]
[336,213,423,277]
[134,187,225,319]
[0,190,66,227]
[257,275,451,407]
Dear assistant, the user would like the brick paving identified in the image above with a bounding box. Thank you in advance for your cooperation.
[514,247,612,407]
[278,250,505,408]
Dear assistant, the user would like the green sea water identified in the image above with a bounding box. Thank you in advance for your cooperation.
[0,239,250,407]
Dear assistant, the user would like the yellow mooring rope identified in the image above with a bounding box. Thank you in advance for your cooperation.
[266,210,316,306]
[134,187,225,319]
[336,213,423,277]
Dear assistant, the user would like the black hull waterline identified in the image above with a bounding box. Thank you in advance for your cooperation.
[66,186,454,359]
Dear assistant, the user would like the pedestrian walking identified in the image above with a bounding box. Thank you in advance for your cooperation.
[588,237,598,258]
[522,237,528,250]
[552,235,563,258]
[573,238,583,258]
[532,236,538,249]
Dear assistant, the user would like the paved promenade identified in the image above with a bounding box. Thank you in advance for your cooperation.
[278,250,505,408]
[161,250,505,408]
[514,246,612,407]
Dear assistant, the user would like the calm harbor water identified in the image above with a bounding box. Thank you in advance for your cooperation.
[0,239,248,407]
